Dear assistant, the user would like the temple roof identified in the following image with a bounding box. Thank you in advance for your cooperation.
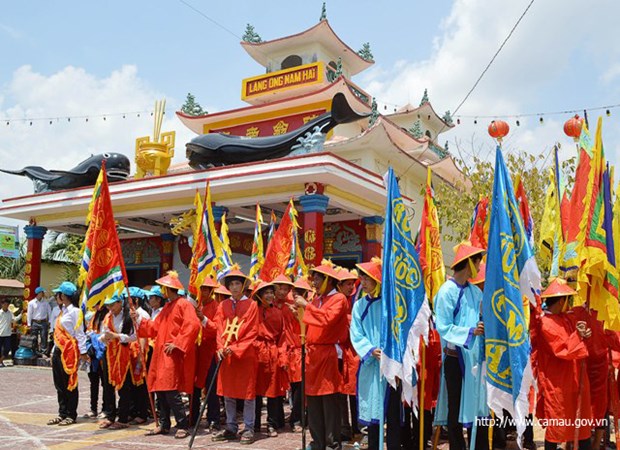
[385,101,454,135]
[240,20,373,76]
[176,76,371,134]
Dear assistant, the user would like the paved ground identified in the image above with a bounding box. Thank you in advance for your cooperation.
[0,364,556,449]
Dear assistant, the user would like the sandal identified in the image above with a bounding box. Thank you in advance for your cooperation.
[99,419,113,429]
[174,429,190,439]
[47,417,63,425]
[145,426,169,436]
[130,417,147,425]
[240,429,255,444]
[109,422,129,430]
[268,426,278,437]
[58,418,76,426]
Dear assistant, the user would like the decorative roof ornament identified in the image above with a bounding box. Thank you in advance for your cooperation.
[135,99,175,178]
[444,141,450,154]
[369,97,379,126]
[320,2,327,21]
[335,57,343,78]
[357,42,374,62]
[442,110,454,126]
[419,88,429,106]
[409,119,423,139]
[181,93,206,116]
[242,23,262,43]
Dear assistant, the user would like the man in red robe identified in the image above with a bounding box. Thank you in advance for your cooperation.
[212,268,259,445]
[134,271,201,439]
[294,261,349,450]
[252,281,288,436]
[190,276,219,430]
[273,273,303,431]
[535,278,592,449]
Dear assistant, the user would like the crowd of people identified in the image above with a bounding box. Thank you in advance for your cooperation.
[3,239,618,449]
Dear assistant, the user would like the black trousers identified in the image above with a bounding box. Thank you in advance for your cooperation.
[290,381,302,426]
[307,393,341,450]
[52,348,78,421]
[255,396,284,430]
[130,380,149,420]
[159,390,189,431]
[367,385,407,450]
[101,355,117,421]
[411,408,433,449]
[116,374,133,424]
[87,366,102,414]
[340,394,360,438]
[205,356,221,423]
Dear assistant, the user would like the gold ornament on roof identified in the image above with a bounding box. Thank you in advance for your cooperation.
[170,209,197,236]
[135,99,176,178]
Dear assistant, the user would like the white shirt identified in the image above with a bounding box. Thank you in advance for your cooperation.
[100,311,136,344]
[27,298,51,326]
[151,307,162,321]
[0,310,15,337]
[55,304,87,354]
[136,307,150,321]
[49,305,61,330]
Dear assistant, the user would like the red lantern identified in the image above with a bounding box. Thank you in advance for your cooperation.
[563,114,583,142]
[177,236,192,267]
[488,120,510,142]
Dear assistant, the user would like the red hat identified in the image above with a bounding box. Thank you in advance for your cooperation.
[293,276,312,291]
[272,274,294,286]
[541,278,577,299]
[335,267,358,282]
[201,276,218,288]
[356,257,382,283]
[451,241,485,269]
[156,270,185,290]
[469,263,486,285]
[251,280,275,299]
[220,264,251,285]
[214,285,232,297]
[309,259,339,279]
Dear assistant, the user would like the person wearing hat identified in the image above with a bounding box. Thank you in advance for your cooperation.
[433,242,488,450]
[0,298,20,367]
[271,273,297,431]
[252,280,288,437]
[96,291,137,430]
[47,281,88,426]
[126,287,150,426]
[190,276,221,432]
[147,286,166,321]
[293,260,349,450]
[535,279,593,449]
[28,286,51,354]
[212,267,259,445]
[334,267,361,443]
[132,271,201,439]
[214,284,232,302]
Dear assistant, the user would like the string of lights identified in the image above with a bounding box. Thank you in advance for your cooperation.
[1,109,166,126]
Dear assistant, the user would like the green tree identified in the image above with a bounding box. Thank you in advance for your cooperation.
[242,23,262,43]
[358,42,374,62]
[0,240,26,280]
[181,93,206,116]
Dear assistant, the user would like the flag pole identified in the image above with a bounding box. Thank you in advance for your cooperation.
[297,305,307,449]
[573,281,590,448]
[419,342,426,450]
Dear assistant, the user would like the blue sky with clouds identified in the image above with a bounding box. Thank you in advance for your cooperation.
[1,0,619,208]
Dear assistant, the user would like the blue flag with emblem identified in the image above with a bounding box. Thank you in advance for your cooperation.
[483,146,540,442]
[380,167,430,408]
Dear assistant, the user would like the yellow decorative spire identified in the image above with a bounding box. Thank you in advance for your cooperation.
[135,99,176,178]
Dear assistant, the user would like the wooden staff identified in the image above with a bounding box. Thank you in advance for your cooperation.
[420,341,426,450]
[573,282,591,448]
[296,300,308,450]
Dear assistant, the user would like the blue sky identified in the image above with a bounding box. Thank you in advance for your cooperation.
[1,0,620,209]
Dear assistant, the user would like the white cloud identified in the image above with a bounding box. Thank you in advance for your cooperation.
[359,0,620,169]
[0,65,196,204]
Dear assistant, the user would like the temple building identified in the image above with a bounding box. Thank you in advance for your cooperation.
[0,17,464,299]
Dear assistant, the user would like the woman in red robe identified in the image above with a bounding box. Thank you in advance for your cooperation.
[134,271,201,439]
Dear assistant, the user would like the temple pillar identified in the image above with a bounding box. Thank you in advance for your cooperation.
[23,225,47,301]
[160,233,175,274]
[363,216,384,260]
[299,183,329,268]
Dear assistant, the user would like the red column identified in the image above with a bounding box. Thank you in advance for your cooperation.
[160,233,175,273]
[299,184,329,268]
[23,225,46,302]
[363,216,384,260]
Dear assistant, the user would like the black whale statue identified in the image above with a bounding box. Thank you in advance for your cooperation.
[0,152,131,193]
[186,93,369,169]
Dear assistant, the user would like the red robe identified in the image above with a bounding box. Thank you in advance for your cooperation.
[215,297,258,400]
[535,310,592,443]
[255,304,289,398]
[194,300,218,389]
[278,297,303,384]
[303,290,348,396]
[340,294,359,396]
[137,297,200,394]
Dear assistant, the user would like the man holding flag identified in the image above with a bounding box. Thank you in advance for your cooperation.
[433,242,488,450]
